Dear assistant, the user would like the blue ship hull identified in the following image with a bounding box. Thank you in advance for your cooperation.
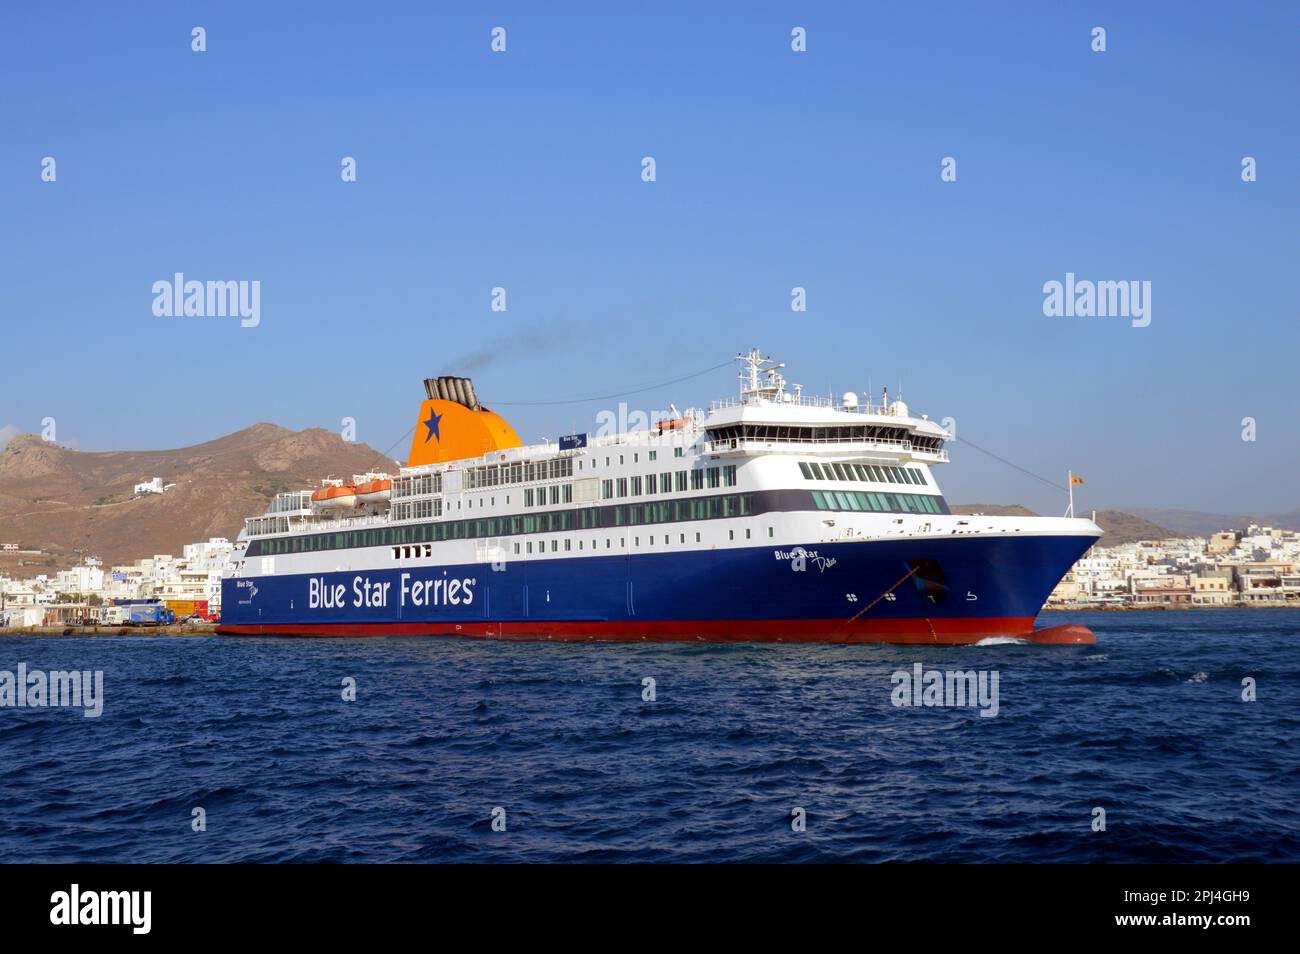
[218,533,1096,643]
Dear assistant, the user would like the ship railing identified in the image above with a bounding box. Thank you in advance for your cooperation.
[709,395,897,414]
[701,437,948,460]
[243,512,395,538]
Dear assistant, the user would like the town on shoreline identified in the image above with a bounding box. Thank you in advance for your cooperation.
[1046,523,1299,609]
[2,523,1297,636]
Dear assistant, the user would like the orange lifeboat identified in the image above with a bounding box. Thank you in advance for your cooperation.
[311,483,359,510]
[657,417,689,433]
[355,478,392,505]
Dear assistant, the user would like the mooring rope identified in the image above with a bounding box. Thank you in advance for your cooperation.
[842,565,920,628]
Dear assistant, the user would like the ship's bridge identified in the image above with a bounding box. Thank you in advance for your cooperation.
[701,349,949,462]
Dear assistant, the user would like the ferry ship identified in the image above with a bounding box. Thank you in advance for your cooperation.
[218,350,1102,644]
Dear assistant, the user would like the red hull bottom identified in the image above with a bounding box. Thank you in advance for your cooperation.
[216,617,1096,645]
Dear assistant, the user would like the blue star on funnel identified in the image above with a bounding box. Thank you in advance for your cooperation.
[423,409,443,443]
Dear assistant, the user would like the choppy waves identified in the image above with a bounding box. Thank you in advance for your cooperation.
[0,610,1297,862]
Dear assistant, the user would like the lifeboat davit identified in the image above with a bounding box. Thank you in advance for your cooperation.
[355,478,392,504]
[311,483,359,510]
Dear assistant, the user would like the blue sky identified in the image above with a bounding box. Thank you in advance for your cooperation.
[2,1,1296,515]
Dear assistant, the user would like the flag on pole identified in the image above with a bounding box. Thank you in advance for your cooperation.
[1070,475,1084,487]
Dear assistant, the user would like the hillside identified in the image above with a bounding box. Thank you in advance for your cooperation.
[952,504,1178,547]
[0,426,393,569]
[1127,507,1300,536]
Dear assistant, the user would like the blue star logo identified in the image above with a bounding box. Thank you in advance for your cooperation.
[423,409,443,443]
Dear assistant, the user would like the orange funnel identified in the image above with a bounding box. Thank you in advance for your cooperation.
[406,393,522,467]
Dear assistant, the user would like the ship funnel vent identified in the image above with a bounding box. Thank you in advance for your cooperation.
[423,375,482,411]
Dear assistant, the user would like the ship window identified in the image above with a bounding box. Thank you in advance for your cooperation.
[676,471,687,491]
[798,462,813,479]
[646,474,657,494]
[631,476,642,496]
[649,450,657,461]
[768,527,773,537]
[675,448,684,458]
[724,465,737,486]
[728,530,734,540]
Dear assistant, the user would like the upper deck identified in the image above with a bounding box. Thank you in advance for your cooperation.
[238,348,952,541]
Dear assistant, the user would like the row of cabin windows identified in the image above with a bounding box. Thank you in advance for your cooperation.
[391,497,441,521]
[709,425,945,456]
[601,465,736,500]
[799,461,926,486]
[811,489,944,515]
[248,491,758,556]
[392,474,442,498]
[523,484,574,507]
[582,449,660,469]
[709,423,912,443]
[465,457,573,490]
[396,447,694,503]
[514,525,776,554]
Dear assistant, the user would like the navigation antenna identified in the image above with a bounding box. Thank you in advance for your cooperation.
[736,347,786,404]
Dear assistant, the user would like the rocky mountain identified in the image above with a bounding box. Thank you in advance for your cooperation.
[0,426,393,569]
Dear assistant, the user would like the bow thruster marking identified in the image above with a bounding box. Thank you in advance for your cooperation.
[841,566,920,628]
